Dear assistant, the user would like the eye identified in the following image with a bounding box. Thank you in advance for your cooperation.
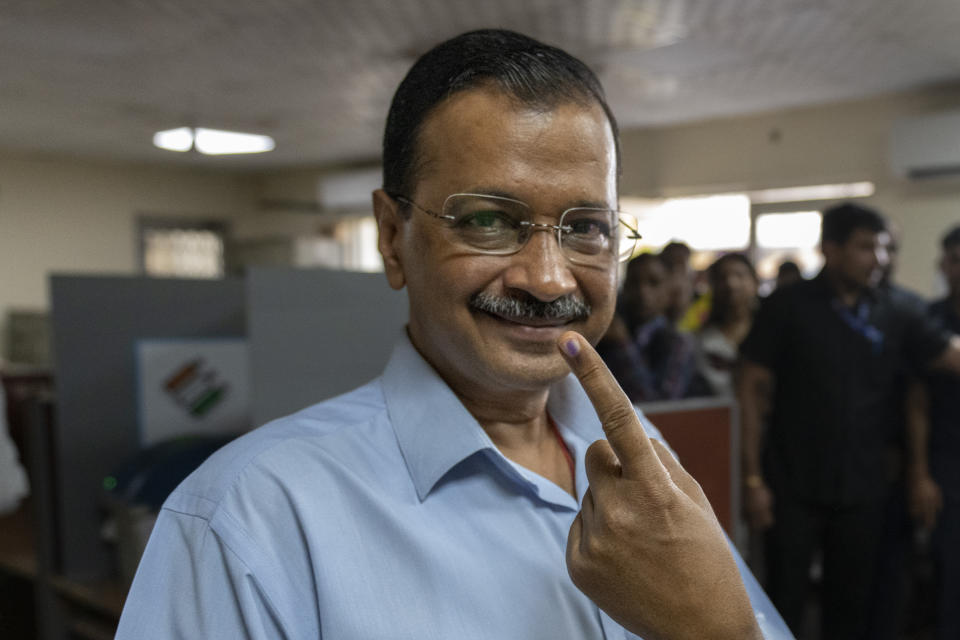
[456,209,518,231]
[566,217,611,238]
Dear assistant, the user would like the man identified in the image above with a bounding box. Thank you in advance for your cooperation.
[909,224,960,639]
[597,253,703,401]
[879,220,926,312]
[869,219,929,638]
[117,30,787,639]
[774,260,803,291]
[738,203,960,639]
[658,241,698,329]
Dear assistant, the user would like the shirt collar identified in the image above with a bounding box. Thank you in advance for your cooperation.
[381,332,602,501]
[812,268,878,304]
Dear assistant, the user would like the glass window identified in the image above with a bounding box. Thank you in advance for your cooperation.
[140,220,226,278]
[754,211,824,289]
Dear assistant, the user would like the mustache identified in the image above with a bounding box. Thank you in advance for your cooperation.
[469,291,591,322]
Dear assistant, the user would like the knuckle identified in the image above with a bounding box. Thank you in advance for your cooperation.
[601,405,637,435]
[634,480,678,513]
[602,502,633,533]
[578,359,608,387]
[584,439,612,468]
[605,402,636,424]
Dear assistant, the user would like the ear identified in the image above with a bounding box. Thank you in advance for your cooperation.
[373,189,407,290]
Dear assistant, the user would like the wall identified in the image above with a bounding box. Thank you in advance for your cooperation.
[0,152,257,359]
[4,83,960,360]
[618,83,960,296]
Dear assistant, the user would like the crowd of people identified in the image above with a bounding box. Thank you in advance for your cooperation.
[602,205,960,640]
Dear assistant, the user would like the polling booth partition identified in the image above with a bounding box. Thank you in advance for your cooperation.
[638,397,740,540]
[0,268,407,639]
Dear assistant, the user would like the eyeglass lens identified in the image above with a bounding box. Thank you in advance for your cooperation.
[442,194,637,264]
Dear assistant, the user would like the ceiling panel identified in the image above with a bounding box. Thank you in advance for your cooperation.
[1,0,959,168]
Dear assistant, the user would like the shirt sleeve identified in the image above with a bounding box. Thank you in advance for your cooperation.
[729,536,795,640]
[115,506,297,640]
[901,302,952,372]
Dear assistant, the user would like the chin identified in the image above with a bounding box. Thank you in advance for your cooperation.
[483,347,572,390]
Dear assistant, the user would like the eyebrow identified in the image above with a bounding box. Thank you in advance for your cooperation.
[463,186,613,210]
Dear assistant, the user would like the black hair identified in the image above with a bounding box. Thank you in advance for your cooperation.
[382,29,620,201]
[821,202,887,246]
[708,253,757,284]
[659,241,692,259]
[942,224,960,251]
[621,252,666,289]
[777,260,801,277]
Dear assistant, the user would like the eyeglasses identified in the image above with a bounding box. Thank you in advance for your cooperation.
[392,192,641,267]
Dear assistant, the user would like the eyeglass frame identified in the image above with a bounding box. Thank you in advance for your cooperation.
[388,192,641,266]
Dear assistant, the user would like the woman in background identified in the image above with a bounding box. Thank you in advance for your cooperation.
[695,253,759,396]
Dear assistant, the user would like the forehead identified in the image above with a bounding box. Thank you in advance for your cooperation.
[411,87,617,206]
[845,228,883,246]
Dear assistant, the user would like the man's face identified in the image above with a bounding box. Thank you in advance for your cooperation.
[714,259,757,308]
[376,88,618,394]
[824,228,890,290]
[941,243,960,296]
[621,258,669,327]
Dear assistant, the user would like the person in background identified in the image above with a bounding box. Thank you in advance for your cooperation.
[0,375,30,515]
[867,218,933,639]
[879,220,926,312]
[774,260,803,291]
[738,202,960,640]
[597,253,706,402]
[695,253,759,397]
[909,224,960,640]
[659,241,700,329]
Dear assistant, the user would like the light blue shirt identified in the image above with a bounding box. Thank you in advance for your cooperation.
[116,335,792,639]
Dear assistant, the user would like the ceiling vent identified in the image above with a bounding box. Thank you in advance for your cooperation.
[890,110,960,179]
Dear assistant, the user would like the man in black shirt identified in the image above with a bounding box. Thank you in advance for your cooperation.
[737,203,960,639]
[912,224,960,640]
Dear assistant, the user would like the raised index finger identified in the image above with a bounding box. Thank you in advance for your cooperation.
[558,331,662,480]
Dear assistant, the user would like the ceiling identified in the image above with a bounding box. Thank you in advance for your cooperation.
[4,0,960,170]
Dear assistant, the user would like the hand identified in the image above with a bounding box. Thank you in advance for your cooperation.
[909,472,942,530]
[558,331,761,640]
[743,481,775,531]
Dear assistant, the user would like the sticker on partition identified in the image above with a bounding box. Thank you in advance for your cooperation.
[136,339,250,446]
[163,358,230,418]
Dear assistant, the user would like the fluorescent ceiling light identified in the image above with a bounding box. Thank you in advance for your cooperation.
[756,211,823,249]
[194,128,275,155]
[748,182,874,204]
[153,127,193,152]
[152,127,275,155]
[622,194,751,251]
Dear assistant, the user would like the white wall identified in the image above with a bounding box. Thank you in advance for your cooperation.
[619,84,960,296]
[0,152,257,359]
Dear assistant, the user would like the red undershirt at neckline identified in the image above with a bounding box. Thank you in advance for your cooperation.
[548,416,576,493]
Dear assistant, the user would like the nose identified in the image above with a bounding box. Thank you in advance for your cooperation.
[501,227,578,301]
